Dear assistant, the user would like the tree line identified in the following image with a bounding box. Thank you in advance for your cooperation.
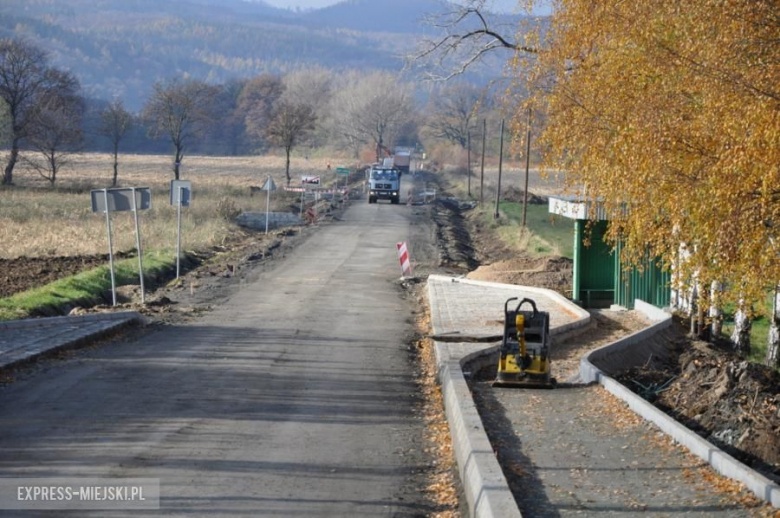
[0,37,502,187]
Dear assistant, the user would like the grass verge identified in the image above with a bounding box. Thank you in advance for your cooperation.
[482,202,573,258]
[0,250,177,321]
[720,296,773,365]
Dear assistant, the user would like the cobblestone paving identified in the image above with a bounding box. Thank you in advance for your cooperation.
[428,275,584,338]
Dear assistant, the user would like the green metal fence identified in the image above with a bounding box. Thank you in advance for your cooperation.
[613,241,671,309]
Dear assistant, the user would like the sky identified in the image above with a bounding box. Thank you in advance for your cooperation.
[263,0,553,15]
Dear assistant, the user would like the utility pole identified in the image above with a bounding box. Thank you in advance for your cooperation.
[522,107,532,227]
[480,118,486,205]
[467,129,472,198]
[494,119,504,220]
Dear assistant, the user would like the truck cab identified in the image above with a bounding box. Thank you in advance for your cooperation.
[368,167,400,204]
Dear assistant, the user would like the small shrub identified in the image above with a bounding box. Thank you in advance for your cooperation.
[216,197,241,221]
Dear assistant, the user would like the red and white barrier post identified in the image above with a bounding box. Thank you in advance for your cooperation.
[396,241,413,277]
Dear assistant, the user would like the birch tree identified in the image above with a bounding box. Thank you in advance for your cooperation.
[524,0,779,318]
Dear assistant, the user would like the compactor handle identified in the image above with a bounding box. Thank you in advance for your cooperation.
[515,298,539,317]
[504,297,519,314]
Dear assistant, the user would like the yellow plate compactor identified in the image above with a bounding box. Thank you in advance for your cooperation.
[493,297,556,389]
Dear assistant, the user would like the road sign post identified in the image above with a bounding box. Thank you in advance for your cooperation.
[335,168,349,201]
[91,187,152,306]
[131,187,146,304]
[170,180,192,279]
[103,189,116,306]
[261,175,278,234]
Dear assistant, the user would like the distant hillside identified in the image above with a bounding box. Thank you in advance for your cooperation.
[301,0,445,33]
[0,0,533,111]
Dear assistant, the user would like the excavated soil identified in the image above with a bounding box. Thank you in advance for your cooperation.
[0,253,134,298]
[501,186,548,204]
[432,200,480,273]
[466,256,573,295]
[617,330,780,484]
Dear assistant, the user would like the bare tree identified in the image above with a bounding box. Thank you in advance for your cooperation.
[23,70,84,185]
[282,68,334,147]
[0,38,71,185]
[426,82,490,148]
[99,99,133,186]
[238,74,285,150]
[265,102,316,185]
[329,72,416,162]
[326,72,370,158]
[0,99,10,147]
[143,79,219,179]
[409,0,538,81]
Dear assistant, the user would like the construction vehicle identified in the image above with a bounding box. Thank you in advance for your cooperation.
[493,297,555,389]
[368,166,400,204]
[392,148,411,175]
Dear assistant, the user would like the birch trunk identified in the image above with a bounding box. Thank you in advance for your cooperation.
[731,301,751,355]
[767,284,780,367]
[710,281,723,338]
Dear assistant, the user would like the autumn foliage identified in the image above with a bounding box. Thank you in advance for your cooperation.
[525,1,779,311]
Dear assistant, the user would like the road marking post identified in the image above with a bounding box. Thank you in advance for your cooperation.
[397,241,413,277]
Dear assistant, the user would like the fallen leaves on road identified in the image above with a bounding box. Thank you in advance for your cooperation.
[414,300,461,518]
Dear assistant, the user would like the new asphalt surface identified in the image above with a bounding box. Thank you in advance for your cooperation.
[0,177,435,516]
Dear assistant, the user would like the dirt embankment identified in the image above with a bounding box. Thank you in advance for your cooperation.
[618,333,780,484]
[500,186,548,205]
[467,256,572,295]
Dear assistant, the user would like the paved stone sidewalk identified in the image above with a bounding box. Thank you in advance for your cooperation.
[427,274,588,339]
[0,313,144,370]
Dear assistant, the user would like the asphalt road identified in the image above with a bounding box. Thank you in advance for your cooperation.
[0,177,434,516]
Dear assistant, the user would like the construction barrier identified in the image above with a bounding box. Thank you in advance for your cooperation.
[397,241,412,277]
[283,187,347,194]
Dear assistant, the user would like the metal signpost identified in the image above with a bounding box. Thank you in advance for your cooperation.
[336,167,349,194]
[91,187,152,306]
[170,180,192,279]
[261,175,277,234]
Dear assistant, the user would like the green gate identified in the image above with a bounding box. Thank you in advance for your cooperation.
[613,241,671,309]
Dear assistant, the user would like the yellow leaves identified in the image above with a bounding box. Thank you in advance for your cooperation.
[519,0,780,307]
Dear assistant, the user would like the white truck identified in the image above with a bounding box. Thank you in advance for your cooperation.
[368,166,401,204]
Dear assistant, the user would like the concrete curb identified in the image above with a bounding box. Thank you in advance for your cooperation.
[427,275,592,518]
[435,341,521,518]
[0,312,147,371]
[0,311,143,331]
[580,301,780,509]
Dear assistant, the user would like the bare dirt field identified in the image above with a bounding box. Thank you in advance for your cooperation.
[0,153,348,297]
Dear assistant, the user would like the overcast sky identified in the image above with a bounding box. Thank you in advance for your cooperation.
[263,0,553,15]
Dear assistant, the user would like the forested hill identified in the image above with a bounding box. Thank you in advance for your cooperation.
[0,0,528,111]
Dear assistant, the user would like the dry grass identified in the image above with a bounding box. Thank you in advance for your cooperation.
[0,153,345,258]
[439,162,567,201]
